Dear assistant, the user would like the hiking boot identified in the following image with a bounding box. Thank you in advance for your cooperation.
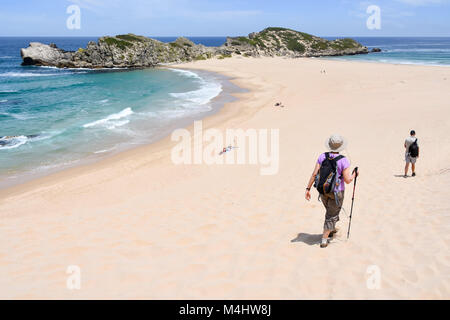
[329,230,338,238]
[320,238,329,248]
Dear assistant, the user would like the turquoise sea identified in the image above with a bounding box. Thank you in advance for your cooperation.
[1,36,449,188]
[0,37,230,188]
[325,37,450,66]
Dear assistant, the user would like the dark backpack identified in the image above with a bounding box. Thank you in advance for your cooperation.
[314,153,345,195]
[409,139,419,158]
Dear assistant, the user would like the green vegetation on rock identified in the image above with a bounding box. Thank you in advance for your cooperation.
[331,38,360,50]
[102,37,133,50]
[232,37,265,48]
[311,41,330,50]
[298,32,314,41]
[236,37,254,45]
[116,34,146,42]
[218,54,232,59]
[287,39,305,53]
[263,27,291,32]
[169,42,182,49]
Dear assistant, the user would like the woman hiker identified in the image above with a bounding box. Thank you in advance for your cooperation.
[305,134,359,248]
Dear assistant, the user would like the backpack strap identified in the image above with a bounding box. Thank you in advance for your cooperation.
[326,153,345,162]
[334,155,345,180]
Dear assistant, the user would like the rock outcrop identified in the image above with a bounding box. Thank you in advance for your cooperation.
[21,34,215,68]
[21,28,370,69]
[223,27,369,58]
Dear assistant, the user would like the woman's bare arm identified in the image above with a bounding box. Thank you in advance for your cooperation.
[305,163,320,201]
[342,167,357,184]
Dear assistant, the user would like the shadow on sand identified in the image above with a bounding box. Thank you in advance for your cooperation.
[394,174,408,178]
[291,233,322,246]
[394,174,412,179]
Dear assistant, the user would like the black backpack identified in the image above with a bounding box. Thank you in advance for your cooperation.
[314,153,345,195]
[409,139,419,158]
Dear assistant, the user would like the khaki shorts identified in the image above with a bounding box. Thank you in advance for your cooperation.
[405,153,417,164]
[320,192,344,232]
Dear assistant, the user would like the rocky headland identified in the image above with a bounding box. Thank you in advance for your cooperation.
[21,27,371,69]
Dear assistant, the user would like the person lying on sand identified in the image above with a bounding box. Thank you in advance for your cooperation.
[305,134,359,248]
[219,147,230,155]
[219,146,233,155]
[219,139,239,155]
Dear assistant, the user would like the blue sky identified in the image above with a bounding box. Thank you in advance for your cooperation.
[0,0,449,37]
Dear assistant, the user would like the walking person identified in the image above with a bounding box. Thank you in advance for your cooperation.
[404,130,419,178]
[305,134,359,248]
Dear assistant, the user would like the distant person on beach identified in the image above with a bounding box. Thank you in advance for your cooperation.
[219,139,239,155]
[404,130,420,178]
[305,134,358,248]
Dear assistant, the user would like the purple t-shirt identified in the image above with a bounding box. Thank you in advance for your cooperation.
[317,153,350,192]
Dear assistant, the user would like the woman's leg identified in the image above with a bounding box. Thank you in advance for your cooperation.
[322,192,344,246]
[321,195,332,246]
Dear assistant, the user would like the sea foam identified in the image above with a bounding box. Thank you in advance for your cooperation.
[169,69,203,80]
[169,69,223,112]
[0,112,34,120]
[0,135,31,150]
[83,107,134,129]
[0,71,88,78]
[0,72,68,78]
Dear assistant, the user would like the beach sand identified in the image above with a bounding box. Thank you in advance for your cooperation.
[0,57,449,299]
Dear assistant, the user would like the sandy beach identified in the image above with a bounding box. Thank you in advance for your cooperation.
[0,57,449,299]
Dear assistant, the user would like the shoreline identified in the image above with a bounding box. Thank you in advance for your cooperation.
[1,56,449,299]
[0,67,247,193]
[318,56,450,68]
[0,56,448,197]
[0,62,268,199]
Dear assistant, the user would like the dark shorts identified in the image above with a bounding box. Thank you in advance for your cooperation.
[320,192,345,231]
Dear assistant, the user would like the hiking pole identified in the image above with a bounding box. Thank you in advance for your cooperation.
[347,167,359,239]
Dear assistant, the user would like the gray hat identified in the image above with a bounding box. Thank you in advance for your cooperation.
[325,134,347,152]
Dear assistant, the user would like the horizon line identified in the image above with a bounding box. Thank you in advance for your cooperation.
[1,35,450,38]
